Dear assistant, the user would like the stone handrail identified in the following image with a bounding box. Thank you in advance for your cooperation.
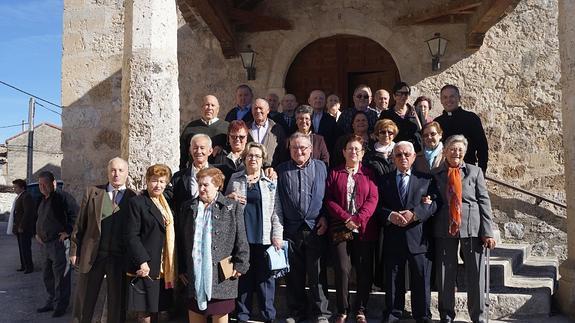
[485,175,567,210]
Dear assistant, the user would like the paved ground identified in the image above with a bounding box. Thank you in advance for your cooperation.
[0,221,573,322]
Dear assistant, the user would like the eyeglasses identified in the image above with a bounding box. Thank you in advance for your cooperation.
[355,94,370,99]
[423,132,439,138]
[378,130,394,136]
[345,147,363,152]
[394,91,409,97]
[394,152,413,158]
[246,154,263,160]
[229,134,247,141]
[290,146,311,152]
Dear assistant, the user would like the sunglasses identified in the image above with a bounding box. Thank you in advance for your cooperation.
[394,152,413,158]
[229,135,247,141]
[355,94,370,99]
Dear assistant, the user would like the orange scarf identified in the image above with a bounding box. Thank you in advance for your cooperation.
[447,166,462,236]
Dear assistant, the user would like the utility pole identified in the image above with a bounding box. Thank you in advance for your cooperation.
[26,98,35,182]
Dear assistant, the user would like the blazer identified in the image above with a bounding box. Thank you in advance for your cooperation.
[431,162,494,239]
[364,150,396,179]
[225,106,254,124]
[413,149,444,174]
[315,113,339,151]
[225,170,283,245]
[12,191,36,235]
[179,194,250,300]
[70,184,137,273]
[168,163,212,216]
[378,168,439,254]
[324,164,379,241]
[125,191,170,278]
[248,118,287,168]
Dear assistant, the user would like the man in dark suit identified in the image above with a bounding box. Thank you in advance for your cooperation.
[378,141,439,323]
[35,171,79,318]
[70,157,137,323]
[225,84,254,124]
[308,89,339,151]
[11,179,36,274]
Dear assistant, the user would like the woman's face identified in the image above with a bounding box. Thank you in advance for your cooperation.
[228,128,248,153]
[198,175,219,203]
[147,175,168,198]
[353,88,371,109]
[296,113,312,134]
[445,142,467,167]
[417,100,430,117]
[245,147,263,171]
[377,127,396,145]
[352,114,369,134]
[343,140,364,165]
[327,95,340,110]
[393,86,410,107]
[423,126,442,149]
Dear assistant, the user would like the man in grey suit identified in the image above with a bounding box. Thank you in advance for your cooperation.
[431,134,496,323]
[248,98,287,167]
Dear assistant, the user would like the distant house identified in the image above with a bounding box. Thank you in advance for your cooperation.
[5,123,62,183]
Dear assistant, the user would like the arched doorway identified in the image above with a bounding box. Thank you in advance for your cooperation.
[284,35,400,108]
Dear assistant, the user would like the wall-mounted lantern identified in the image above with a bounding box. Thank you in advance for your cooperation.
[425,33,449,71]
[239,45,256,80]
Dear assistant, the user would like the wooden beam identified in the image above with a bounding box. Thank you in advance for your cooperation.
[229,9,292,32]
[395,0,482,25]
[186,0,238,58]
[466,0,521,49]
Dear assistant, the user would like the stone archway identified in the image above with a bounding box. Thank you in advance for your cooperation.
[284,35,400,107]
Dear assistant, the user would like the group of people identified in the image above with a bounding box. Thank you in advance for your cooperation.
[10,81,496,323]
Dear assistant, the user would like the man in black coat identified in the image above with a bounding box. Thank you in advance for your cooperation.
[308,89,339,151]
[378,142,439,323]
[11,179,36,274]
[225,84,254,124]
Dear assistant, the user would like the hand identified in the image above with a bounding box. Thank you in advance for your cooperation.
[212,145,223,157]
[482,237,496,249]
[70,255,77,266]
[17,227,23,233]
[316,217,328,236]
[271,238,283,250]
[390,211,407,227]
[58,232,69,242]
[35,234,44,245]
[421,195,432,204]
[264,167,278,181]
[226,192,246,205]
[137,262,151,277]
[179,273,189,286]
[345,219,359,231]
[231,270,242,279]
[399,210,415,224]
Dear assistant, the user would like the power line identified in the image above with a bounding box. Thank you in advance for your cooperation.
[36,102,62,116]
[0,123,27,129]
[0,80,62,109]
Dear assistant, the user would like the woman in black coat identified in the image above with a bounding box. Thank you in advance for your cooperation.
[125,164,177,323]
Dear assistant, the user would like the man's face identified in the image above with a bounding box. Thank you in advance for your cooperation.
[228,128,248,153]
[13,184,24,194]
[374,90,390,109]
[290,137,312,166]
[38,177,55,197]
[440,88,461,112]
[266,94,279,111]
[202,95,219,121]
[393,145,416,172]
[252,99,270,124]
[108,160,128,188]
[235,87,253,107]
[308,90,326,111]
[190,137,213,165]
[281,95,297,113]
[353,87,371,109]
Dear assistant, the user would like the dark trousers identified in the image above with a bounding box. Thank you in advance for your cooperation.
[286,228,330,319]
[17,232,34,271]
[332,239,374,315]
[73,255,126,323]
[237,244,276,321]
[383,251,432,322]
[42,239,72,311]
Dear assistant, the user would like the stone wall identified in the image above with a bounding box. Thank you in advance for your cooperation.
[0,192,16,221]
[6,124,63,183]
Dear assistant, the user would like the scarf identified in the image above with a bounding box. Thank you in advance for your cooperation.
[424,142,443,169]
[447,165,462,236]
[192,197,214,310]
[151,194,177,289]
[374,142,395,160]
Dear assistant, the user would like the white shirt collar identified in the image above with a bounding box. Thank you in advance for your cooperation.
[107,183,126,192]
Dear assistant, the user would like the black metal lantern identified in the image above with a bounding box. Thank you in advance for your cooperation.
[239,45,256,80]
[425,33,449,71]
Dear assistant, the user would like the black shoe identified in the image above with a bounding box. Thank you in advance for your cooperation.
[52,309,66,317]
[16,268,25,272]
[24,268,34,274]
[37,305,53,313]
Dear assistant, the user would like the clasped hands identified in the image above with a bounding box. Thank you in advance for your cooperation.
[389,210,415,227]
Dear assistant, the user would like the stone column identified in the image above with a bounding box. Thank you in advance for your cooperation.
[557,0,575,319]
[121,0,180,189]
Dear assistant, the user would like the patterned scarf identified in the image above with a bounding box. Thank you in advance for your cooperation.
[447,166,462,236]
[151,194,177,289]
[192,198,214,310]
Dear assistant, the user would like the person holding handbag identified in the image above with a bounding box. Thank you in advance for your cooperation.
[325,134,379,323]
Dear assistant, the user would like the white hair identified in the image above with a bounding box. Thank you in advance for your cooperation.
[393,141,415,154]
[190,133,213,148]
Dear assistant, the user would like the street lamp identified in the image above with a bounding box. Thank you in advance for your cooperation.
[425,33,448,71]
[239,45,256,80]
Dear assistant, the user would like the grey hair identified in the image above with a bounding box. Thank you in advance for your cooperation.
[289,131,312,147]
[107,157,128,169]
[444,135,468,151]
[242,142,268,161]
[295,105,313,116]
[393,141,415,154]
[190,133,213,148]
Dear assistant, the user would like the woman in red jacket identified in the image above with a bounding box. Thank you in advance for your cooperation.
[325,134,379,323]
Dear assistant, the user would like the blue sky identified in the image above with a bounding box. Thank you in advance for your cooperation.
[0,0,62,143]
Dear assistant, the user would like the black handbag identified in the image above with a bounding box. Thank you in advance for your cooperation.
[329,181,357,245]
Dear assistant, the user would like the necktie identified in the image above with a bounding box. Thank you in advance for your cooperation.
[399,173,408,205]
[112,189,119,208]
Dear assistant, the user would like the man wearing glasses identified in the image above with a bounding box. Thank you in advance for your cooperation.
[337,84,379,134]
[276,132,330,323]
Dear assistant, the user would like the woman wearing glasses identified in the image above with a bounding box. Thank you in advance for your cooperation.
[414,121,445,174]
[211,120,250,189]
[365,119,399,179]
[292,105,330,166]
[325,135,378,323]
[332,111,374,167]
[337,84,379,134]
[125,164,176,323]
[225,142,283,323]
[379,82,422,152]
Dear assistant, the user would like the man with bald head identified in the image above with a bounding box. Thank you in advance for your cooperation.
[179,94,229,170]
[308,89,339,151]
[370,89,390,117]
[281,93,298,133]
[248,98,288,167]
[71,157,137,323]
